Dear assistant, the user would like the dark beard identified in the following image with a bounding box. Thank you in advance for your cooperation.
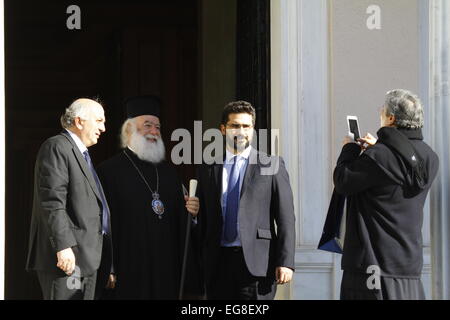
[227,135,249,153]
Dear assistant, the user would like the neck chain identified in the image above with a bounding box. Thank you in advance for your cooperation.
[123,150,165,219]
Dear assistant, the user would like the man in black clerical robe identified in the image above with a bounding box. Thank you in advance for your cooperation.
[96,95,201,299]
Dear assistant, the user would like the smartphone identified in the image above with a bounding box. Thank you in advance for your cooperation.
[346,116,361,141]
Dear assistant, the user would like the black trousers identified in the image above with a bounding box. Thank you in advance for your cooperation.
[37,234,113,300]
[208,247,276,300]
[95,233,114,300]
[37,269,97,300]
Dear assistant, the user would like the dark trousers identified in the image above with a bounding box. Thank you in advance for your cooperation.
[95,233,114,300]
[340,271,426,300]
[37,270,97,300]
[208,247,276,300]
[37,234,112,300]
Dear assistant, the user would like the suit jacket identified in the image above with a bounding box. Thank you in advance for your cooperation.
[26,131,110,276]
[197,148,296,292]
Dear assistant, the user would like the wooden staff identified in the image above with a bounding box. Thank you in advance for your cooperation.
[179,179,197,300]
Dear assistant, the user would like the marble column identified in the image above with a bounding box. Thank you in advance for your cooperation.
[271,0,335,299]
[429,0,450,301]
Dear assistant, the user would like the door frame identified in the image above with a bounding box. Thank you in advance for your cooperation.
[1,0,6,301]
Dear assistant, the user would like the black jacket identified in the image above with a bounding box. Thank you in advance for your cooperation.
[333,127,439,278]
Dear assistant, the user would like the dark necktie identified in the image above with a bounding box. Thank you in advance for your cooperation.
[83,150,110,235]
[224,156,240,243]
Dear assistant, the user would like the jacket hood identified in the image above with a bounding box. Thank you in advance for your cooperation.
[365,127,428,196]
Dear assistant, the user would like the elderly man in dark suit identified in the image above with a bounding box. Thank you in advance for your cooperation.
[196,101,296,300]
[26,98,114,300]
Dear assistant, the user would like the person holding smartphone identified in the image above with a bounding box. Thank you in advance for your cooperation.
[334,89,439,300]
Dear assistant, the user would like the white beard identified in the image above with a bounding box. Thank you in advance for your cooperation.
[128,132,166,163]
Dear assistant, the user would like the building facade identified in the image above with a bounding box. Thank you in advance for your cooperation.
[271,0,450,299]
[0,0,449,299]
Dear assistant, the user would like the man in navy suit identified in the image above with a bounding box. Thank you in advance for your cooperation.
[196,101,296,300]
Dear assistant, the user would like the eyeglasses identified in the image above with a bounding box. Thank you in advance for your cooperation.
[226,123,254,130]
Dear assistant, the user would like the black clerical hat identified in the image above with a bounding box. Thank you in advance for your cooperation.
[125,95,161,119]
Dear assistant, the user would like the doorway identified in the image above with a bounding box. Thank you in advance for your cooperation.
[3,0,270,299]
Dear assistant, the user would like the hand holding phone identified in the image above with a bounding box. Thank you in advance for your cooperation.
[346,116,361,141]
[359,132,377,149]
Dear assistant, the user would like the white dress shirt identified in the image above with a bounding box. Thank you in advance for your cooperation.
[65,129,87,154]
[221,146,251,247]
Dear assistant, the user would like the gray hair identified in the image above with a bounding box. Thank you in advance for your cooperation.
[120,118,135,148]
[384,89,424,129]
[60,99,96,129]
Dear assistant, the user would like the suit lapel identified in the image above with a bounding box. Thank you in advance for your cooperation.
[60,131,102,201]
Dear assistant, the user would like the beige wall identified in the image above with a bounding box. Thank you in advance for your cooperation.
[200,0,236,131]
[270,0,431,299]
[331,0,420,158]
[330,0,432,298]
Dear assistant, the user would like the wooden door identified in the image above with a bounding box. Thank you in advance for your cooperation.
[4,0,197,299]
[120,26,198,185]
